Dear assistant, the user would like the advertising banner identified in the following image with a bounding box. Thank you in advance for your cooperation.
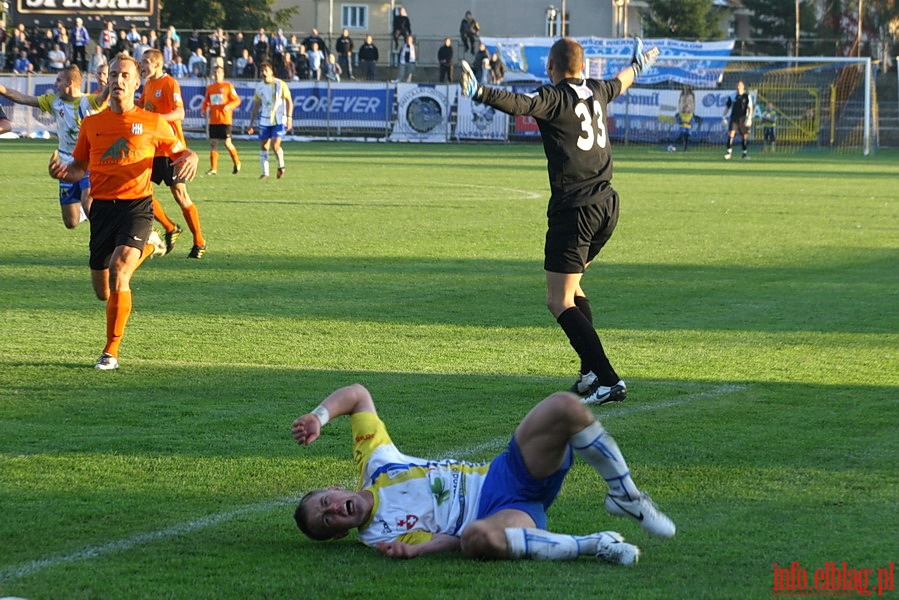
[388,83,451,142]
[290,82,394,129]
[175,80,394,133]
[608,87,756,143]
[456,88,509,141]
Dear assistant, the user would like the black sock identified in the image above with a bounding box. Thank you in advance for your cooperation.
[573,296,593,375]
[556,307,619,385]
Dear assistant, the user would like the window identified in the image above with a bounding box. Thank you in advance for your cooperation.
[342,5,368,30]
[545,7,559,37]
[544,7,568,37]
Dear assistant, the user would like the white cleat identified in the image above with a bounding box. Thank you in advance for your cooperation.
[569,371,597,395]
[594,531,640,566]
[605,493,676,538]
[95,353,119,370]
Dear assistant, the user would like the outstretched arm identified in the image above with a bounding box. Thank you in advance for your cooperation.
[375,534,461,559]
[291,384,376,446]
[616,37,659,95]
[0,84,40,108]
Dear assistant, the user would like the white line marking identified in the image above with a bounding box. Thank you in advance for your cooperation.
[0,383,743,582]
[0,498,300,582]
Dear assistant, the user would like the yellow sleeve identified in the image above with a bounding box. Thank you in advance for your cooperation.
[397,531,434,545]
[86,93,107,111]
[37,93,54,114]
[349,412,393,489]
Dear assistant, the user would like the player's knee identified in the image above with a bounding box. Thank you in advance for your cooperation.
[172,187,192,207]
[460,520,507,560]
[543,390,591,426]
[545,297,566,317]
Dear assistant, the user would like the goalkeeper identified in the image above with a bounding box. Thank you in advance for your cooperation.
[723,80,753,160]
[458,37,659,406]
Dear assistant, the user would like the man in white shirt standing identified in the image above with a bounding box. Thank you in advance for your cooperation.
[246,62,294,180]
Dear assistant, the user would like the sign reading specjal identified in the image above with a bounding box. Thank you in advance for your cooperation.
[12,0,157,29]
[19,0,150,9]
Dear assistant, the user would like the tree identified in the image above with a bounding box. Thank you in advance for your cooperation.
[160,0,298,32]
[742,0,817,55]
[642,0,722,40]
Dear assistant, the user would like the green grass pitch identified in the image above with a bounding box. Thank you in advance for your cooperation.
[0,139,896,599]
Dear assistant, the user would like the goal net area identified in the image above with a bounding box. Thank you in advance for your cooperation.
[587,54,875,155]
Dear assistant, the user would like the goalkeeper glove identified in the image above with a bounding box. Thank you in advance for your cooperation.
[460,60,481,99]
[631,37,659,76]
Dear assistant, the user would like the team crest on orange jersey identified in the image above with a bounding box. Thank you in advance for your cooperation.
[132,123,143,135]
[101,138,133,161]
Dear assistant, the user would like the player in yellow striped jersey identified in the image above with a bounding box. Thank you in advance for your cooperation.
[291,384,675,564]
[246,62,293,179]
[0,65,108,228]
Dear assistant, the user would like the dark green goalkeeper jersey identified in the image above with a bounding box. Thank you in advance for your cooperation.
[478,76,623,216]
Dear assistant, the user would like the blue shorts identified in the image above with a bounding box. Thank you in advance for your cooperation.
[59,174,90,206]
[476,436,572,529]
[257,124,286,140]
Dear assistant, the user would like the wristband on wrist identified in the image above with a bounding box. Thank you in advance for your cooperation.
[311,405,330,427]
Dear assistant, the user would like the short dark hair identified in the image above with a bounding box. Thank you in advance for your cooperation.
[549,38,584,76]
[293,490,334,541]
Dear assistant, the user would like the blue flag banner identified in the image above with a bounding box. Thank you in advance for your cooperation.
[480,37,736,87]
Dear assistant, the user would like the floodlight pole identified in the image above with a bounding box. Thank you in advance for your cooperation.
[795,0,800,57]
[856,0,863,57]
[389,0,395,40]
[329,0,334,49]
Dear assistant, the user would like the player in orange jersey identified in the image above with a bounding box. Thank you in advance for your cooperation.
[201,63,243,175]
[139,48,208,258]
[49,54,199,370]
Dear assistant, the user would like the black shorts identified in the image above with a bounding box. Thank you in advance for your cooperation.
[764,127,776,143]
[208,124,232,140]
[88,196,154,270]
[729,118,750,138]
[544,194,619,274]
[150,155,186,187]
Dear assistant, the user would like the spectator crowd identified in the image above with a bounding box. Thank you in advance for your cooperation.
[0,10,505,84]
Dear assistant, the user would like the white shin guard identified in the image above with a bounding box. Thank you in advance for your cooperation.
[504,528,590,561]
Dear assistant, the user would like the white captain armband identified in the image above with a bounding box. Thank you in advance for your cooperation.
[311,405,330,427]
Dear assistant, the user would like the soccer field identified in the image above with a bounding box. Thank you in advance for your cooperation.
[0,140,896,599]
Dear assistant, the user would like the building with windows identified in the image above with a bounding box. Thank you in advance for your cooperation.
[275,1,750,44]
